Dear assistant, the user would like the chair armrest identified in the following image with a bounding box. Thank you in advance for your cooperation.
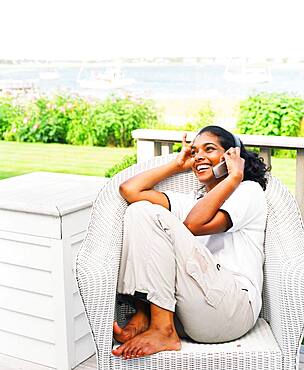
[262,254,304,370]
[76,176,127,370]
[262,176,304,370]
[76,154,181,369]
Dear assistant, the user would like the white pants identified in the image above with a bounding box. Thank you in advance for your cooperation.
[117,201,254,343]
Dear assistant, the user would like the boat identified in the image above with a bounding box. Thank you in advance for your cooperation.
[77,67,135,89]
[224,58,272,84]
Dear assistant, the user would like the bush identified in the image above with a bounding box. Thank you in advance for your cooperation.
[99,95,158,147]
[104,154,137,177]
[65,97,102,146]
[4,95,72,143]
[0,96,24,140]
[0,92,159,147]
[237,92,304,137]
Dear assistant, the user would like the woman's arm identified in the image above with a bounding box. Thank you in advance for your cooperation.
[119,160,182,208]
[184,147,244,235]
[119,133,195,207]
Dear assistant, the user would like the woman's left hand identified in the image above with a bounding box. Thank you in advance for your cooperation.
[223,146,244,182]
[175,133,195,171]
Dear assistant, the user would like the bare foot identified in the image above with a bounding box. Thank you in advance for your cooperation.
[113,310,149,344]
[112,326,181,359]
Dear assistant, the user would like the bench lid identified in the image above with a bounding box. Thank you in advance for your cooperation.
[0,172,108,216]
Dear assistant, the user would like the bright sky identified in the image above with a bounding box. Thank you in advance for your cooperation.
[1,0,303,59]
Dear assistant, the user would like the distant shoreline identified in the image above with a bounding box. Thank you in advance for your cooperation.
[1,62,303,117]
[1,60,304,70]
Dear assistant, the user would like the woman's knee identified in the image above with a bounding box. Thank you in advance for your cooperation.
[124,200,154,220]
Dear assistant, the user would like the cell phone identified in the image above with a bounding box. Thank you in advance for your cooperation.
[212,161,228,178]
[212,134,241,178]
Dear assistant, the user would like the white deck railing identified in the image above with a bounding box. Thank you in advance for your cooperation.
[132,129,304,218]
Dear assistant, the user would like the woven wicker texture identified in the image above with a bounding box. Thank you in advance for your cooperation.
[76,154,304,370]
[112,318,281,370]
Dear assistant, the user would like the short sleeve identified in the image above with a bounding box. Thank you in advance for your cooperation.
[220,181,267,233]
[163,190,195,222]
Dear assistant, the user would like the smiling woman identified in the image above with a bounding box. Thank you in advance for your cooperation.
[192,126,269,190]
[113,125,269,359]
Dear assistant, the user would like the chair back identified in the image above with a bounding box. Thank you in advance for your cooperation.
[113,157,304,326]
[261,175,304,325]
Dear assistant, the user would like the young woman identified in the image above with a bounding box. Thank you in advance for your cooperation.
[112,125,268,360]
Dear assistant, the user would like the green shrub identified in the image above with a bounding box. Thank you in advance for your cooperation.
[103,95,158,147]
[0,96,24,140]
[104,154,137,177]
[67,95,159,147]
[237,92,304,158]
[0,92,159,147]
[237,92,304,137]
[5,95,72,143]
[173,143,182,152]
[65,97,101,146]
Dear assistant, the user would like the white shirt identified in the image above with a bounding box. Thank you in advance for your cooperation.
[165,180,267,322]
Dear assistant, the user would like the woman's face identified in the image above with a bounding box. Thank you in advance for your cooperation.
[190,132,226,189]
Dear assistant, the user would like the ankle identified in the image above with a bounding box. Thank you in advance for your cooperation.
[149,322,176,336]
[132,309,149,322]
[135,301,150,314]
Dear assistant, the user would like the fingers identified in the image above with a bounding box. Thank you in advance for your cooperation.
[225,147,240,156]
[182,132,194,146]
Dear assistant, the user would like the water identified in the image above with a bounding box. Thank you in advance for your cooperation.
[1,62,304,99]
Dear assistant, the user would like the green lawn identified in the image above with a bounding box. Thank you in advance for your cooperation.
[271,157,296,194]
[0,140,135,179]
[0,141,296,194]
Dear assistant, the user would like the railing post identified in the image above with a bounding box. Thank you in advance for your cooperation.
[296,149,304,218]
[259,147,272,168]
[161,142,173,156]
[136,139,161,162]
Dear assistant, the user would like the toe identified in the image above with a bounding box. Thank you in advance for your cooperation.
[122,345,131,359]
[113,321,123,335]
[129,345,139,358]
[112,343,126,357]
[136,349,144,358]
[131,346,139,357]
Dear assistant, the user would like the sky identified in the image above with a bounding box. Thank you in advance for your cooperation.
[1,0,303,59]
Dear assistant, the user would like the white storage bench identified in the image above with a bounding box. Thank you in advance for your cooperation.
[0,172,108,370]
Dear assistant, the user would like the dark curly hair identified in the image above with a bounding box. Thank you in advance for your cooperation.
[197,125,270,190]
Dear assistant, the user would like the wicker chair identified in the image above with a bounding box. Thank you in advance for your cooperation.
[76,154,304,370]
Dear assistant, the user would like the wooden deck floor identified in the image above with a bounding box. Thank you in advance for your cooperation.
[0,353,304,370]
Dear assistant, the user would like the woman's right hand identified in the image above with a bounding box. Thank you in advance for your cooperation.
[175,133,195,171]
[223,146,244,182]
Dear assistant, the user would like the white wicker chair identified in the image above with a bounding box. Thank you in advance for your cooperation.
[76,154,304,370]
